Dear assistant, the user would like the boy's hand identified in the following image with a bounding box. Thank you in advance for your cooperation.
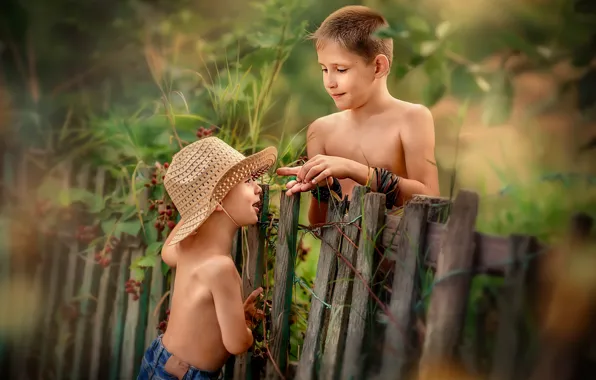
[277,155,353,196]
[244,287,265,328]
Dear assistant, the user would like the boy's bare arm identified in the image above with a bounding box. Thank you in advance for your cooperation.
[210,258,254,355]
[395,106,440,199]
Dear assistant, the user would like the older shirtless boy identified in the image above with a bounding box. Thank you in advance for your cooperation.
[277,5,439,224]
[138,137,277,380]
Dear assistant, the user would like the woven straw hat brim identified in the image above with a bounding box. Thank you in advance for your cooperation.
[168,146,277,245]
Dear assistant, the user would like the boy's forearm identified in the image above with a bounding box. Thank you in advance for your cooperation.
[394,177,439,201]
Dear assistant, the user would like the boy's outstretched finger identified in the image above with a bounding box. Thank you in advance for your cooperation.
[276,166,301,176]
[246,287,263,302]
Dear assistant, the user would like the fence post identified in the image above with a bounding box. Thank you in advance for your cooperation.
[234,184,270,380]
[295,197,346,380]
[321,186,368,380]
[379,196,431,380]
[266,192,300,379]
[418,190,479,378]
[488,234,537,380]
[340,192,386,380]
[54,163,91,380]
[71,167,107,380]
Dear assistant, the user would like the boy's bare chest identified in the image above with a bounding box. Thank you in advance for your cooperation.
[324,125,404,172]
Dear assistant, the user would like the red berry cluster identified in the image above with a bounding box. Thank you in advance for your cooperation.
[145,162,169,188]
[157,309,171,333]
[95,246,112,268]
[150,200,178,232]
[94,235,119,268]
[196,126,216,139]
[125,278,142,301]
[76,224,100,244]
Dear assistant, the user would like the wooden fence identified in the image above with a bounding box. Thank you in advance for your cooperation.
[1,160,595,380]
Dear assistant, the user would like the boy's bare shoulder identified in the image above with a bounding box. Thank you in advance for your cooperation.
[391,99,433,126]
[308,111,347,135]
[194,255,240,283]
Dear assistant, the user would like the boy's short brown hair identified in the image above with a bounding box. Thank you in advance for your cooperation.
[309,5,393,66]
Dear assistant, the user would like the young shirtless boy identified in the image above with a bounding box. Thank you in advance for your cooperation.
[277,5,440,224]
[138,136,277,380]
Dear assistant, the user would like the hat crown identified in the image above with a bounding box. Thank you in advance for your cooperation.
[164,137,245,218]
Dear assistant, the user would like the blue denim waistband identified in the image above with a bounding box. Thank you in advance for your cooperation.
[138,335,222,380]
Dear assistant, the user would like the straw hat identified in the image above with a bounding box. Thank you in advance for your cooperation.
[164,137,277,245]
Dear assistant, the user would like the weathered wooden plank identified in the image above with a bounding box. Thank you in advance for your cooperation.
[234,185,269,380]
[55,163,91,380]
[266,192,300,380]
[89,246,119,380]
[144,255,165,348]
[120,245,144,379]
[383,218,510,275]
[321,186,368,380]
[419,190,479,378]
[295,199,345,380]
[38,164,72,378]
[379,197,431,380]
[489,235,537,380]
[340,193,386,380]
[109,247,131,380]
[71,167,106,380]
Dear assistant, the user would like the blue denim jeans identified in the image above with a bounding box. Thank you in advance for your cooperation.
[137,335,222,380]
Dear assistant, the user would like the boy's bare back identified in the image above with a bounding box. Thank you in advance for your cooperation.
[162,250,243,372]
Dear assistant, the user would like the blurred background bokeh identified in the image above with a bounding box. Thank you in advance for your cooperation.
[1,0,595,378]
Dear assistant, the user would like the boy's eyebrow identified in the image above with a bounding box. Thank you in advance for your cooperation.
[319,62,350,66]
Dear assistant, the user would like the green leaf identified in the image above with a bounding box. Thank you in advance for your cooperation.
[137,254,158,268]
[499,31,543,62]
[101,218,117,235]
[406,16,431,34]
[131,267,145,282]
[162,261,171,276]
[143,221,159,245]
[115,220,143,237]
[450,65,483,100]
[422,81,447,107]
[146,241,164,257]
[374,25,407,39]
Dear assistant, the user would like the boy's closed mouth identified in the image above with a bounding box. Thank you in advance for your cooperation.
[331,93,346,99]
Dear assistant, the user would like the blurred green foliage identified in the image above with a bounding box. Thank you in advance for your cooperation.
[2,0,596,368]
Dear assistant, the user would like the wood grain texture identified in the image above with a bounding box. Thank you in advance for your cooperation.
[322,186,368,380]
[341,193,386,380]
[419,190,479,376]
[266,192,300,380]
[295,198,346,380]
[379,197,430,380]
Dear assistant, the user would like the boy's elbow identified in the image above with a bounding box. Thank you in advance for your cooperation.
[223,329,253,355]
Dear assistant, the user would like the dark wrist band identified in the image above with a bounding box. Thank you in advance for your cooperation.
[310,177,342,203]
[373,167,401,209]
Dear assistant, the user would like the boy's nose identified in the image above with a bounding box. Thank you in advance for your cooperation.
[326,80,337,89]
[254,182,262,194]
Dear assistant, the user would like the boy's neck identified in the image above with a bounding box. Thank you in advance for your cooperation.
[180,215,239,258]
[348,80,394,122]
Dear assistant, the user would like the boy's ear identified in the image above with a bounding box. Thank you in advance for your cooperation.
[373,54,390,78]
[215,203,223,212]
